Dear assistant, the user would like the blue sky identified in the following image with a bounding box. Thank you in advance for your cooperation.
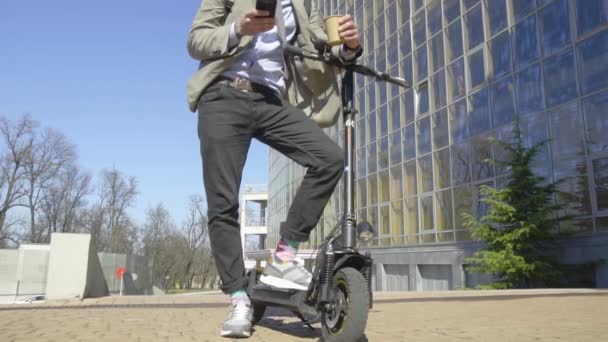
[0,0,269,225]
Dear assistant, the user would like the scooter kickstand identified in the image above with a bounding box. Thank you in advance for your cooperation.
[294,312,314,330]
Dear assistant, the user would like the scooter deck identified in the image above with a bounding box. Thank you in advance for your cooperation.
[246,269,318,318]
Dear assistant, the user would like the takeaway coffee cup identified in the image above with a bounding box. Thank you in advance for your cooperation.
[324,15,344,46]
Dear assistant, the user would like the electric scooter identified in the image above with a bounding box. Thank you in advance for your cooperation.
[246,42,420,342]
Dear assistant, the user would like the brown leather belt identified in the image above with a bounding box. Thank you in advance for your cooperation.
[214,76,259,93]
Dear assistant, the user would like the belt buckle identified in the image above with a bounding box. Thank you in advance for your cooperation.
[234,78,252,92]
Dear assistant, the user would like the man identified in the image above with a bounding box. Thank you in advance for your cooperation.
[186,0,361,338]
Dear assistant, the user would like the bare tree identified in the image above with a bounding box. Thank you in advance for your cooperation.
[141,203,180,289]
[181,195,210,288]
[24,128,77,242]
[38,165,91,238]
[0,116,36,244]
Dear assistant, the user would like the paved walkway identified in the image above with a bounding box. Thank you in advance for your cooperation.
[1,289,607,341]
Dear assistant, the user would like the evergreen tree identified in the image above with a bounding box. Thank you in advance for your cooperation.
[464,119,565,289]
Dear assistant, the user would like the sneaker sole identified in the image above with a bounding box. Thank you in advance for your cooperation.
[259,274,309,291]
[220,329,251,338]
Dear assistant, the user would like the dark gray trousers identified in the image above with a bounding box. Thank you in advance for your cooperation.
[197,82,344,294]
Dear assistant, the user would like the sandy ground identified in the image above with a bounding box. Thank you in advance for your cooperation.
[0,289,607,342]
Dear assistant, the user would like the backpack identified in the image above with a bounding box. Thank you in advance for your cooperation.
[225,0,312,17]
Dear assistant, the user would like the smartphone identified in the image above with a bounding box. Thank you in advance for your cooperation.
[256,0,277,18]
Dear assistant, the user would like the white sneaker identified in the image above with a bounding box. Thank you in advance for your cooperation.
[260,257,313,291]
[220,301,253,338]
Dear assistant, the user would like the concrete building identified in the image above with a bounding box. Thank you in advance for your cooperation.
[267,0,608,290]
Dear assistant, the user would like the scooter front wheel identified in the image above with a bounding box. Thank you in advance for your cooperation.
[321,267,369,342]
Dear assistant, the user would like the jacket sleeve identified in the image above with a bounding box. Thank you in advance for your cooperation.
[306,1,363,64]
[187,0,238,61]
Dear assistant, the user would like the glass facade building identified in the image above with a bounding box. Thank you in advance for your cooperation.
[267,0,608,290]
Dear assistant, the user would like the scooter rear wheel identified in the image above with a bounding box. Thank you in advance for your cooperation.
[321,267,369,342]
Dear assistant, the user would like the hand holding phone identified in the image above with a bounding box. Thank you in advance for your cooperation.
[256,0,277,18]
[236,8,276,37]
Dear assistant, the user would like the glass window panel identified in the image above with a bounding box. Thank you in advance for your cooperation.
[415,44,429,81]
[471,135,495,181]
[368,173,378,205]
[367,141,377,173]
[434,148,452,189]
[494,123,515,176]
[404,160,418,196]
[368,206,379,236]
[379,136,390,170]
[516,63,545,115]
[417,116,432,155]
[418,84,430,115]
[577,29,608,95]
[513,15,540,70]
[432,69,447,110]
[390,130,402,166]
[583,90,608,154]
[357,178,367,209]
[491,76,516,127]
[554,158,592,216]
[403,83,415,123]
[450,99,469,143]
[421,195,434,231]
[448,58,466,102]
[388,33,400,66]
[391,200,405,244]
[379,169,390,203]
[418,154,434,193]
[402,54,414,87]
[520,111,551,177]
[469,48,486,89]
[391,97,402,132]
[368,110,377,142]
[468,88,490,137]
[404,124,416,160]
[366,24,375,52]
[390,165,403,200]
[405,197,419,236]
[433,108,450,149]
[444,0,461,24]
[414,0,425,12]
[428,0,443,35]
[489,31,512,80]
[475,181,495,218]
[465,5,484,50]
[400,23,412,57]
[451,142,471,186]
[446,19,464,62]
[357,147,366,178]
[549,102,585,159]
[593,158,608,211]
[485,0,508,35]
[544,48,578,107]
[513,0,537,21]
[430,33,445,72]
[436,189,454,231]
[376,16,386,44]
[379,104,389,137]
[387,1,398,35]
[540,0,571,56]
[413,11,427,47]
[400,0,411,23]
[464,0,481,9]
[453,185,473,229]
[576,0,608,36]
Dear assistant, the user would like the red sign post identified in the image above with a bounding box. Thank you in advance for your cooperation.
[116,267,126,296]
